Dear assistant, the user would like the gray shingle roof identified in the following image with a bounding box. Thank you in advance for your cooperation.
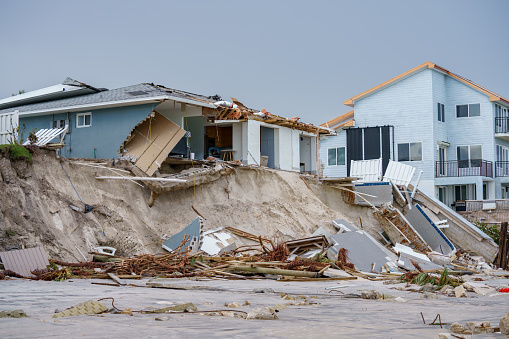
[0,83,221,115]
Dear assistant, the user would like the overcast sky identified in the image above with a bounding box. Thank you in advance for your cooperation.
[1,0,508,125]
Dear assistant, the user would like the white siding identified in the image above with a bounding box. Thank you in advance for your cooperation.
[445,76,495,164]
[320,131,347,177]
[354,69,434,181]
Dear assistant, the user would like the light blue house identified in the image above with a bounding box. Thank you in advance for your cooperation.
[0,78,221,160]
[320,61,509,208]
[0,78,327,173]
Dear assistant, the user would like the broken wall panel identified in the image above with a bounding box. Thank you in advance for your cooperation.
[0,246,49,277]
[329,230,397,273]
[405,204,455,255]
[373,210,410,246]
[119,111,187,176]
[374,204,431,253]
[353,182,393,206]
[162,217,203,253]
[382,160,415,187]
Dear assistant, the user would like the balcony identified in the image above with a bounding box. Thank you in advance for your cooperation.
[495,118,509,140]
[495,161,509,177]
[435,160,493,178]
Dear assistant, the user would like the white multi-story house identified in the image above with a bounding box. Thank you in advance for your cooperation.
[320,61,509,209]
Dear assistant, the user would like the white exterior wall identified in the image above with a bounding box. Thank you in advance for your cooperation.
[354,69,435,181]
[245,120,261,165]
[243,119,311,171]
[321,67,504,203]
[232,122,243,162]
[319,130,348,178]
[444,76,495,166]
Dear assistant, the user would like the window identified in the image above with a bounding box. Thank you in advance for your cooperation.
[53,119,65,128]
[456,103,480,118]
[457,145,482,167]
[328,147,345,166]
[398,142,422,161]
[76,113,92,128]
[437,103,445,122]
[455,185,468,201]
[438,186,446,204]
[438,147,447,176]
[496,145,509,176]
[495,104,509,133]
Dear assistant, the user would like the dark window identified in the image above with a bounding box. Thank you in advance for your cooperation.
[455,185,467,200]
[456,103,480,117]
[438,103,445,122]
[398,143,409,161]
[328,148,337,166]
[456,105,468,118]
[398,142,422,161]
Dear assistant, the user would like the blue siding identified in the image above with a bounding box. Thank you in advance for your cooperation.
[20,103,156,158]
[320,131,347,177]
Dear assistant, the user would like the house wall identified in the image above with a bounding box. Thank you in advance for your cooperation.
[444,76,495,166]
[243,119,308,172]
[327,68,498,201]
[300,135,312,172]
[186,116,205,160]
[232,122,243,162]
[245,120,261,166]
[20,103,156,159]
[319,130,348,178]
[354,69,434,182]
[156,102,202,128]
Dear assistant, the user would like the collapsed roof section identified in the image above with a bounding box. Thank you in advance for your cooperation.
[208,98,333,135]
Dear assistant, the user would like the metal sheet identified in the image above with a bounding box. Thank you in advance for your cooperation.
[346,128,363,176]
[0,246,49,277]
[162,217,203,253]
[363,127,381,160]
[329,230,396,273]
[382,159,416,187]
[405,204,455,255]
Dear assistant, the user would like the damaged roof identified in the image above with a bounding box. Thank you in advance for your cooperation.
[0,82,221,117]
[211,99,333,135]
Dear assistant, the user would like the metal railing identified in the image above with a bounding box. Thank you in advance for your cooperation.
[496,161,509,177]
[435,160,493,178]
[495,117,509,133]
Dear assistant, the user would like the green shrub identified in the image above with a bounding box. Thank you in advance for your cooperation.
[0,144,32,164]
[477,222,500,244]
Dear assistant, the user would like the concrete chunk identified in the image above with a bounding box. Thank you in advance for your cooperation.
[454,285,467,298]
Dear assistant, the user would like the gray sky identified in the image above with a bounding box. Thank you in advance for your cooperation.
[1,0,508,125]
